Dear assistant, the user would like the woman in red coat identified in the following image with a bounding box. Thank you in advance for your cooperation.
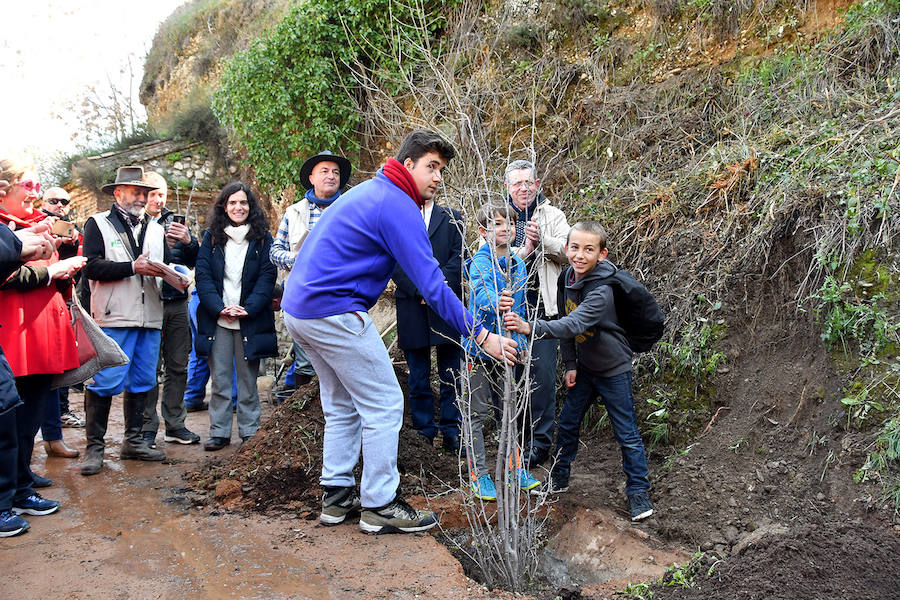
[0,157,86,531]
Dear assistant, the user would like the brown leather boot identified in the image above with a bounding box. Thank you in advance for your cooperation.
[45,439,80,458]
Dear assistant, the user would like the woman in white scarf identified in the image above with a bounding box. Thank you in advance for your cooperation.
[194,182,277,451]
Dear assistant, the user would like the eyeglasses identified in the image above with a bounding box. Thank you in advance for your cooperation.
[15,179,41,195]
[509,180,536,190]
[46,197,70,206]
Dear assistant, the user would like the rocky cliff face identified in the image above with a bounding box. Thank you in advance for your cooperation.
[140,0,289,127]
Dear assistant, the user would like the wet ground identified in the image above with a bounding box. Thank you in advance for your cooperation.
[2,393,506,600]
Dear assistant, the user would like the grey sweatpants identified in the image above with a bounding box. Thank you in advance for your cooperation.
[285,311,403,508]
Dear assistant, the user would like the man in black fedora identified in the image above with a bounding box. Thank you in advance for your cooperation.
[270,151,352,390]
[79,166,170,475]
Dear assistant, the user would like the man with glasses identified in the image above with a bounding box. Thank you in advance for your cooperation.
[504,159,571,468]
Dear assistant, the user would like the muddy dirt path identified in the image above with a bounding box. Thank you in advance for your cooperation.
[1,394,502,600]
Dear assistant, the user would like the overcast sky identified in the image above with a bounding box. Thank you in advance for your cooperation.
[0,0,186,171]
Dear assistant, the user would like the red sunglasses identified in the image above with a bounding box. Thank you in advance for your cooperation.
[16,179,42,195]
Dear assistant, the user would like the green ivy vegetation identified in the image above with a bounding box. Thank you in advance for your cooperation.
[214,0,456,193]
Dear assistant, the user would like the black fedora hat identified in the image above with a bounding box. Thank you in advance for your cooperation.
[101,166,160,196]
[299,151,352,191]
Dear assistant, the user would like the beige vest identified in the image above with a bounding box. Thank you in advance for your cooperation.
[88,211,165,329]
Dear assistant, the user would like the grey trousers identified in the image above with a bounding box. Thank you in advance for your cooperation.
[285,311,403,508]
[464,360,504,480]
[208,325,260,439]
[143,298,190,434]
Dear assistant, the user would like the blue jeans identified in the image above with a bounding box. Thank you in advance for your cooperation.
[404,344,461,441]
[527,338,559,453]
[285,311,403,508]
[553,370,650,496]
[40,388,63,442]
[13,375,53,503]
[88,328,161,396]
[185,290,237,407]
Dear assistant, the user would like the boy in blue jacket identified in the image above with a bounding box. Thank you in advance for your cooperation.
[505,221,653,521]
[463,202,541,500]
[282,131,518,534]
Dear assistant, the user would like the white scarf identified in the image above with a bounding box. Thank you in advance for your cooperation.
[218,224,250,330]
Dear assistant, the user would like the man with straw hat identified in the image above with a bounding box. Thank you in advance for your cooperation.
[79,166,169,475]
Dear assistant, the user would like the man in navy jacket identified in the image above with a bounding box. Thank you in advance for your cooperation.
[392,200,463,452]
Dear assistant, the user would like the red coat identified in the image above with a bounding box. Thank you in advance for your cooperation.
[0,209,80,377]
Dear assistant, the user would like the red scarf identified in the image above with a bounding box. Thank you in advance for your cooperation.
[382,158,423,208]
[0,207,46,229]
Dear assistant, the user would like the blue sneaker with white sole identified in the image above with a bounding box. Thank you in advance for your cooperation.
[512,468,541,492]
[12,494,60,516]
[0,510,30,537]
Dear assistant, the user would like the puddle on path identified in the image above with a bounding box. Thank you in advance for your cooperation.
[2,409,328,600]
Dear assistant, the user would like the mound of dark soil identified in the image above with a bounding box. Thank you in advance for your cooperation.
[185,366,463,512]
[649,522,900,600]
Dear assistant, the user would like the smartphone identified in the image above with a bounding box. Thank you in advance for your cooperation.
[50,220,76,238]
[172,214,186,225]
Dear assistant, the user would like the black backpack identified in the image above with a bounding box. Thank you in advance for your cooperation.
[558,266,666,352]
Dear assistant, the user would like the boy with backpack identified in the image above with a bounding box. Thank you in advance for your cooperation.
[504,220,661,521]
[463,202,541,500]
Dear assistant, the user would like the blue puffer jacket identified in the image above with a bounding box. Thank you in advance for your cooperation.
[194,230,278,361]
[462,243,528,360]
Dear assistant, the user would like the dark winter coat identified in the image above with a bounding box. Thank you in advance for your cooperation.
[533,260,633,378]
[392,204,463,349]
[194,230,278,361]
[157,207,199,301]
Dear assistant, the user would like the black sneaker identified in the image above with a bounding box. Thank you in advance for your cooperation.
[0,510,29,537]
[535,472,569,495]
[320,487,362,525]
[359,495,438,534]
[628,492,654,521]
[141,431,157,449]
[165,427,201,445]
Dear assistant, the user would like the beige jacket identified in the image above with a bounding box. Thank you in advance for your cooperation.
[513,199,570,317]
[88,211,165,329]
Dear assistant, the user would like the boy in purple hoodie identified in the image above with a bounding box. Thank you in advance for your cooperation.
[282,130,518,535]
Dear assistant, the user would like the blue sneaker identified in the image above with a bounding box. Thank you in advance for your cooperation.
[512,468,541,492]
[12,494,60,516]
[0,510,30,537]
[471,474,497,501]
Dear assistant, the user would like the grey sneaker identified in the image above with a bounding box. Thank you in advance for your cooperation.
[359,495,438,534]
[320,486,362,525]
[628,492,654,521]
[61,410,85,428]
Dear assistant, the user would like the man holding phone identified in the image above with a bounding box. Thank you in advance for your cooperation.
[140,171,201,447]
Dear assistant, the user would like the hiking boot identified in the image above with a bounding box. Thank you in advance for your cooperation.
[13,494,60,516]
[120,392,166,461]
[141,431,157,449]
[320,486,362,525]
[442,434,460,453]
[511,468,541,492]
[204,437,231,451]
[525,447,549,469]
[535,472,569,495]
[359,495,438,534]
[471,474,497,501]
[29,471,52,488]
[0,510,29,537]
[61,410,86,428]
[185,401,209,413]
[628,492,654,522]
[164,427,201,445]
